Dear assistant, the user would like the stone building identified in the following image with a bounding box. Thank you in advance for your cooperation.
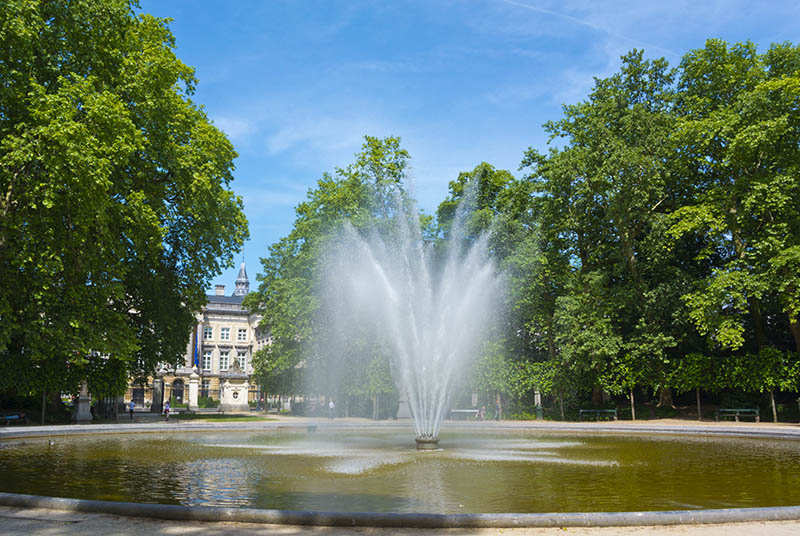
[127,262,271,412]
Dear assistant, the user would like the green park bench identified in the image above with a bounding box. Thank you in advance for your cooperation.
[579,409,618,421]
[715,408,759,422]
[0,411,28,425]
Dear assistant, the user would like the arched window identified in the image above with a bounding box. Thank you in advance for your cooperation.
[172,379,185,404]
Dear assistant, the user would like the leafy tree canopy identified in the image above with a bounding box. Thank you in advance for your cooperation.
[0,0,248,396]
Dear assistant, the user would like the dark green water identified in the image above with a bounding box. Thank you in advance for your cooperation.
[2,428,799,513]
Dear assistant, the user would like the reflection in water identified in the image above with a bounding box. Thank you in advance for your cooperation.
[1,428,800,513]
[182,458,254,507]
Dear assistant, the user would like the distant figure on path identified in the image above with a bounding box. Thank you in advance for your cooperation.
[129,400,135,420]
[164,400,170,421]
[328,400,335,420]
[479,406,486,420]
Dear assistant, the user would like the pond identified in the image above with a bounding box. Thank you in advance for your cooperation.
[2,427,799,513]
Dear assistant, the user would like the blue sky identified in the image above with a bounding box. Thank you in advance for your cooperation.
[137,0,799,293]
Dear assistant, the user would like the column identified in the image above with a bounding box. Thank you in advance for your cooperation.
[151,377,163,414]
[188,369,199,410]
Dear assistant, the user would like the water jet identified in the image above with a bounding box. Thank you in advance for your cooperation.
[321,193,501,445]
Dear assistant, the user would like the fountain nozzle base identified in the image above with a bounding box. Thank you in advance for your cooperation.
[415,437,440,450]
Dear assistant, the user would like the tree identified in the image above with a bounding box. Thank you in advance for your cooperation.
[669,353,715,420]
[0,0,247,401]
[519,50,689,405]
[245,136,409,403]
[722,348,799,423]
[670,40,800,353]
[436,162,515,241]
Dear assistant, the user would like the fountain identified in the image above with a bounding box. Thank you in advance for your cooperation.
[321,193,501,448]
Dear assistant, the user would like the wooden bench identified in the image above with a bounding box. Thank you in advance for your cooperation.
[715,408,759,422]
[579,409,618,421]
[449,409,479,420]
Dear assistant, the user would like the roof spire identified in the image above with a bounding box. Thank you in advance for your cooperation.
[233,260,249,297]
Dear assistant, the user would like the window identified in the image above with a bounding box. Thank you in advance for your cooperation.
[202,351,212,371]
[220,327,230,341]
[203,326,213,340]
[200,380,210,399]
[237,351,247,371]
[237,328,247,341]
[220,352,229,371]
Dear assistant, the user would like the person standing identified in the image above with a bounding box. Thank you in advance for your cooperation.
[164,400,170,421]
[328,400,335,420]
[128,400,135,420]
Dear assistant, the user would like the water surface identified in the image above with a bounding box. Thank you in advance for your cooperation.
[2,428,799,513]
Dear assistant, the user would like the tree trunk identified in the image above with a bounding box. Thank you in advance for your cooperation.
[591,385,603,407]
[696,388,702,421]
[546,317,556,361]
[770,390,778,423]
[558,393,565,421]
[41,390,46,425]
[630,388,636,421]
[749,297,766,351]
[657,386,674,408]
[789,315,800,354]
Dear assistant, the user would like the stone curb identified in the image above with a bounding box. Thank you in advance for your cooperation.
[3,420,800,441]
[1,492,799,528]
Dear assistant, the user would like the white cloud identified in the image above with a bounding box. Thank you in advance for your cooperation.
[241,189,304,208]
[213,116,258,143]
[500,0,679,58]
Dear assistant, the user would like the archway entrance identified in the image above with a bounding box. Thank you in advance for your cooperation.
[171,379,185,404]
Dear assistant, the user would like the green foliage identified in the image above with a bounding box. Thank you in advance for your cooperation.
[670,353,716,393]
[670,39,800,352]
[246,136,410,400]
[198,396,219,408]
[720,348,799,394]
[0,0,247,399]
[168,397,188,410]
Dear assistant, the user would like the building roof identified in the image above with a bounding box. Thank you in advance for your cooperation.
[233,262,250,297]
[236,262,248,282]
[206,294,245,305]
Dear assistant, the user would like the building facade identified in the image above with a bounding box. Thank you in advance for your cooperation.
[127,263,271,412]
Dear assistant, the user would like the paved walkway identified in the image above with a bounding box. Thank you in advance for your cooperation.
[1,506,799,535]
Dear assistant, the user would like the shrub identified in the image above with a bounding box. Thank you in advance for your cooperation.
[198,396,219,408]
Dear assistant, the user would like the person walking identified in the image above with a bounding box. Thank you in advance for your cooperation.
[328,400,335,420]
[164,400,170,421]
[128,400,135,420]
